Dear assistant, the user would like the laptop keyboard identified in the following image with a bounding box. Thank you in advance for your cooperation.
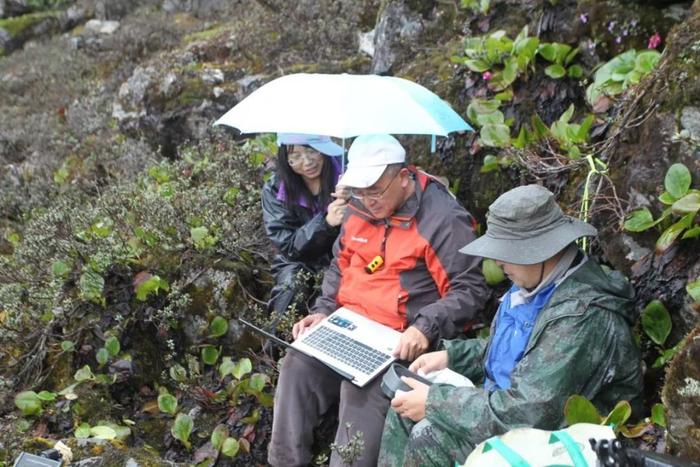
[303,326,392,375]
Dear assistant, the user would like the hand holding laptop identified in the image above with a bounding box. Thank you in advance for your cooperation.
[392,326,429,361]
[293,313,326,339]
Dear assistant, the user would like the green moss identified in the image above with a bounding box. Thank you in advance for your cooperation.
[0,11,58,38]
[183,24,227,44]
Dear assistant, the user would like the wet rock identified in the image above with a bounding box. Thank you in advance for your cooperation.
[371,1,424,74]
[662,325,700,461]
[72,457,104,467]
[200,68,223,86]
[680,106,700,142]
[84,19,121,35]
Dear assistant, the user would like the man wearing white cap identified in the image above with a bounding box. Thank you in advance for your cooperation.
[268,134,489,467]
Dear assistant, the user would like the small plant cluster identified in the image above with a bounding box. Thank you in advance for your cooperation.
[564,395,665,438]
[624,163,699,254]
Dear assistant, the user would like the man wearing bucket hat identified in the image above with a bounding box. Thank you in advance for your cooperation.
[378,184,643,467]
[268,134,489,467]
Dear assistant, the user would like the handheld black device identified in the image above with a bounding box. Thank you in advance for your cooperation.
[380,363,433,399]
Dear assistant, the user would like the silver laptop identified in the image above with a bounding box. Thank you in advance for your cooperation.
[292,307,401,387]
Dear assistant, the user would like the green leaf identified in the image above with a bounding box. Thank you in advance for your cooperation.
[221,437,240,457]
[480,155,500,174]
[190,226,209,244]
[211,424,229,451]
[623,208,655,232]
[656,213,694,253]
[464,59,491,72]
[531,114,549,138]
[480,124,511,147]
[96,348,109,367]
[671,192,700,216]
[75,423,91,439]
[136,275,170,301]
[158,393,178,415]
[169,364,187,382]
[90,425,117,440]
[683,226,700,239]
[482,259,506,285]
[687,278,700,302]
[74,365,95,382]
[538,43,557,62]
[209,316,229,338]
[79,269,104,305]
[564,395,602,426]
[105,336,120,357]
[15,391,42,416]
[61,340,75,352]
[651,403,666,427]
[240,408,261,425]
[619,420,651,438]
[664,163,692,199]
[218,357,236,379]
[656,191,676,206]
[635,50,661,74]
[37,390,57,402]
[652,342,682,369]
[52,260,71,278]
[567,64,583,79]
[232,358,253,380]
[602,400,632,428]
[172,414,194,449]
[202,346,220,365]
[641,300,672,346]
[544,64,566,79]
[248,373,267,394]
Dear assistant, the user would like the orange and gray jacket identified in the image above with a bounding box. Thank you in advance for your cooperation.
[312,170,489,344]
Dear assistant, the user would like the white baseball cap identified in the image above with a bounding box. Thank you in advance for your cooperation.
[338,134,406,188]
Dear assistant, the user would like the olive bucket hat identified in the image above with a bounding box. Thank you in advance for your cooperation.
[459,185,597,265]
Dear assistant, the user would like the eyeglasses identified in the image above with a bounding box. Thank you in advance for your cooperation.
[350,171,400,201]
[287,148,322,167]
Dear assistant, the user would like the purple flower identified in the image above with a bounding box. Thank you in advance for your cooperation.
[615,36,622,44]
[579,14,588,24]
[482,71,492,81]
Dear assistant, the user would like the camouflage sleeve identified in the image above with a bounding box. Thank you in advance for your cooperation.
[442,338,487,383]
[424,306,619,448]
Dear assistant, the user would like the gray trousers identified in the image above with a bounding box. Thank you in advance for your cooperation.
[268,350,391,467]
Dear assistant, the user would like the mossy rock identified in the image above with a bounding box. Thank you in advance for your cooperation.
[662,325,700,461]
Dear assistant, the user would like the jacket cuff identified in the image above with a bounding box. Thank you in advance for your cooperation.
[411,316,438,345]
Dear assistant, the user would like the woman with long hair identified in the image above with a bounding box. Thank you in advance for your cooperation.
[261,133,348,317]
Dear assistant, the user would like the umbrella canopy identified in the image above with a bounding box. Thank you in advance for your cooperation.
[214,73,472,138]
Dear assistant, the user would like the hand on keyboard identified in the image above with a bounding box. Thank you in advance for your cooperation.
[393,326,429,361]
[293,313,326,340]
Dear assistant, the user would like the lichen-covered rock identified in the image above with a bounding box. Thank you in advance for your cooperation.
[662,325,700,461]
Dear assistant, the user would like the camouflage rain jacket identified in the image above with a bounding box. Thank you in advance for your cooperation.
[378,257,643,467]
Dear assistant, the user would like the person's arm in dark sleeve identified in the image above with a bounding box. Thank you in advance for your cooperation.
[309,227,350,316]
[412,204,490,343]
[261,182,338,262]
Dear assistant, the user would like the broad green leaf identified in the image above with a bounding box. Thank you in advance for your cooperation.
[223,188,240,206]
[136,275,169,301]
[467,99,501,123]
[240,408,261,425]
[564,395,602,425]
[219,357,236,379]
[211,424,229,451]
[232,358,253,380]
[567,64,583,79]
[635,50,661,74]
[105,336,120,357]
[52,260,71,278]
[544,64,566,79]
[37,391,57,401]
[651,403,666,427]
[257,391,275,408]
[656,213,694,253]
[502,58,518,85]
[531,114,549,138]
[480,124,511,147]
[480,155,500,174]
[96,348,109,366]
[190,226,209,244]
[641,300,671,346]
[90,425,117,440]
[602,400,632,428]
[209,316,229,338]
[172,414,194,449]
[686,278,700,302]
[476,110,505,126]
[576,114,595,141]
[623,208,655,232]
[75,423,91,439]
[158,393,178,415]
[169,364,187,382]
[202,346,220,365]
[494,89,514,102]
[15,391,42,416]
[564,47,579,65]
[658,192,677,205]
[671,192,700,216]
[61,340,75,352]
[682,226,700,239]
[664,163,692,199]
[538,43,557,62]
[221,437,240,457]
[652,342,682,369]
[482,259,506,285]
[79,269,104,305]
[248,373,267,393]
[464,59,491,72]
[74,365,95,382]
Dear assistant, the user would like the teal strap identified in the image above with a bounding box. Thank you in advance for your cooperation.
[549,430,588,467]
[483,438,531,467]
